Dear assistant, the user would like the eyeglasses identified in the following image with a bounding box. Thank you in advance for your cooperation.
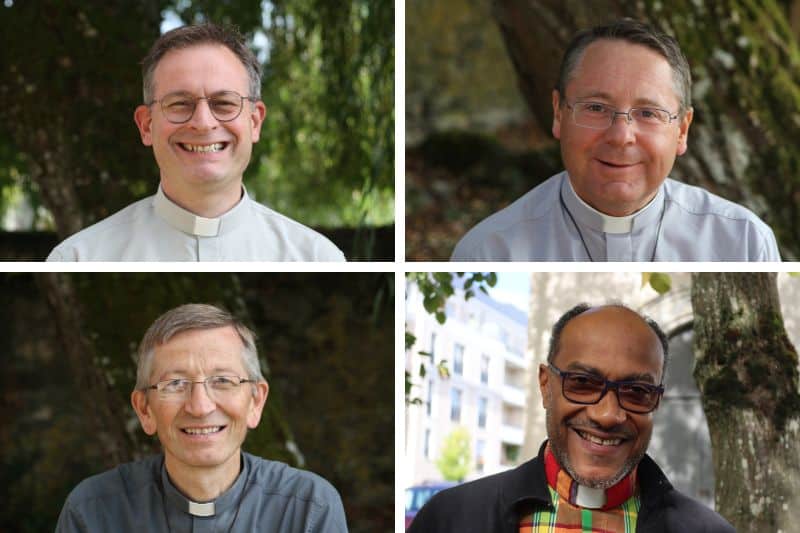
[548,363,664,414]
[143,375,256,402]
[146,91,257,124]
[567,101,678,131]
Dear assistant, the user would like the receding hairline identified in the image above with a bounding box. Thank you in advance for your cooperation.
[148,43,253,98]
[145,324,248,378]
[562,38,682,105]
[555,304,666,366]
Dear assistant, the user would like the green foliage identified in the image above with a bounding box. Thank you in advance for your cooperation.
[642,272,673,295]
[251,0,394,228]
[0,0,393,246]
[436,426,471,482]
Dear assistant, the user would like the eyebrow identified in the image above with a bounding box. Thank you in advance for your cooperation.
[564,362,657,384]
[573,91,670,110]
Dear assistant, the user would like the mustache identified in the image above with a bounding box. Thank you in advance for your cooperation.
[567,419,635,440]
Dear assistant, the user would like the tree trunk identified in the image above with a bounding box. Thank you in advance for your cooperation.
[691,273,800,531]
[492,0,800,259]
[35,272,133,468]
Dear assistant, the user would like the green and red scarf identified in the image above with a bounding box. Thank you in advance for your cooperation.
[518,445,640,533]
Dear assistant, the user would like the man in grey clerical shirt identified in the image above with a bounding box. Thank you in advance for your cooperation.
[56,304,348,533]
[47,23,344,262]
[451,19,780,262]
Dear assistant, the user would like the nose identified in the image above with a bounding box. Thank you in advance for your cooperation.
[603,112,636,146]
[586,388,627,428]
[183,381,217,417]
[188,98,218,130]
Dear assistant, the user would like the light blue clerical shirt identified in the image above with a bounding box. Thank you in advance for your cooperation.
[450,171,780,262]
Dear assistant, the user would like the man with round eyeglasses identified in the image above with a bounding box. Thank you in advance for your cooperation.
[47,23,345,261]
[409,303,734,532]
[451,18,779,261]
[56,304,348,532]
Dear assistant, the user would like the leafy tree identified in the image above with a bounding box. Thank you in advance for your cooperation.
[436,426,472,482]
[0,0,393,258]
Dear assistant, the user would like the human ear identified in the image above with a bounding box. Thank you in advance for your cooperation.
[552,90,563,140]
[246,381,269,429]
[539,364,552,408]
[675,106,693,156]
[133,105,154,146]
[131,390,157,435]
[249,101,267,143]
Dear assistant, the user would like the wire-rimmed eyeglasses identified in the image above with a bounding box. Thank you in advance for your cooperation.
[146,91,258,124]
[548,363,664,414]
[143,375,256,402]
[566,101,678,131]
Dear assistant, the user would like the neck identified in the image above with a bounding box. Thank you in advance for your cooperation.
[164,452,242,502]
[160,178,243,218]
[579,191,656,218]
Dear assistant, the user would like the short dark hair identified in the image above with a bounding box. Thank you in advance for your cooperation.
[555,18,692,115]
[547,302,670,377]
[141,23,261,103]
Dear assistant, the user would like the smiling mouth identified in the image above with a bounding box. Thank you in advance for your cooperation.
[574,428,624,447]
[177,142,229,153]
[598,160,636,168]
[181,425,226,435]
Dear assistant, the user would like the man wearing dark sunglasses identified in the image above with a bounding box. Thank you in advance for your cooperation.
[47,23,344,262]
[409,303,733,532]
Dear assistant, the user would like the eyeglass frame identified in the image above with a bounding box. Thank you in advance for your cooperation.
[142,375,257,401]
[565,100,679,130]
[547,362,664,414]
[145,91,259,124]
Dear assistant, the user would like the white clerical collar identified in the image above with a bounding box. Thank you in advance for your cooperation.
[561,173,664,234]
[161,453,249,517]
[153,185,249,237]
[573,484,606,509]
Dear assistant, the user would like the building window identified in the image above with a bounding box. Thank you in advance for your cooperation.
[475,439,485,473]
[453,343,464,376]
[450,388,462,422]
[477,396,487,428]
[426,379,433,417]
[423,428,431,459]
[480,354,489,385]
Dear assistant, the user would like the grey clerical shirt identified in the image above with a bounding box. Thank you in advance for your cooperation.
[46,186,346,262]
[450,171,780,261]
[55,452,348,533]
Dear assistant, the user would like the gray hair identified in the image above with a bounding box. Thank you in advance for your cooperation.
[135,303,265,390]
[141,23,262,104]
[556,19,692,115]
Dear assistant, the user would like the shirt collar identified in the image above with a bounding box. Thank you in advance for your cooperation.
[161,453,250,517]
[561,173,665,234]
[153,185,250,237]
[544,443,637,510]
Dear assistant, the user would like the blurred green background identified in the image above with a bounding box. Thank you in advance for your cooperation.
[0,0,394,260]
[0,272,393,532]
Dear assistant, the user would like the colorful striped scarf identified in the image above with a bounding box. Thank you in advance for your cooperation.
[519,446,640,533]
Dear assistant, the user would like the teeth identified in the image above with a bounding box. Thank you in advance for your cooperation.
[578,430,622,446]
[183,426,222,435]
[182,143,224,153]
